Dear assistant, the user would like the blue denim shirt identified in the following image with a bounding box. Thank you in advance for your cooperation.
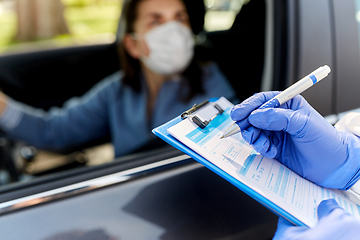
[0,62,237,157]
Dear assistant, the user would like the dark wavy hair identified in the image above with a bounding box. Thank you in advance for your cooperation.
[118,0,205,102]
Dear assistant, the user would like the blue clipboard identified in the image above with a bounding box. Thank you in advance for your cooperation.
[152,101,307,227]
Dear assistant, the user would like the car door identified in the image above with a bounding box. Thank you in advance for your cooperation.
[272,0,360,120]
[0,0,301,239]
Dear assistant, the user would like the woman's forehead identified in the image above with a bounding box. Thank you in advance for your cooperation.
[136,0,187,18]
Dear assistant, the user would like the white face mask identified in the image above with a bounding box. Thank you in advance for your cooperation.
[135,21,195,75]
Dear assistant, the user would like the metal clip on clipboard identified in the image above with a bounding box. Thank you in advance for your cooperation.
[181,100,224,129]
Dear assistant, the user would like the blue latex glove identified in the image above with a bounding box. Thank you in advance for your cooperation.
[230,91,360,189]
[273,199,360,240]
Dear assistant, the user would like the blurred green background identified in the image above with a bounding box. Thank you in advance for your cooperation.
[0,0,122,53]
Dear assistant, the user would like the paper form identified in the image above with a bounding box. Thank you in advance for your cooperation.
[167,97,360,227]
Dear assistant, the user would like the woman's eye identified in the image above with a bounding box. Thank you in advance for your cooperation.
[149,19,161,26]
[177,15,189,24]
[150,21,158,26]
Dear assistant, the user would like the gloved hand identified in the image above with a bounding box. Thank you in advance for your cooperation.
[230,91,360,189]
[273,199,360,240]
[335,112,360,137]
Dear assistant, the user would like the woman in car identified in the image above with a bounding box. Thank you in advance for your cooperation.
[0,0,236,157]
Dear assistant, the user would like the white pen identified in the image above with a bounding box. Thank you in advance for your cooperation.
[220,65,331,139]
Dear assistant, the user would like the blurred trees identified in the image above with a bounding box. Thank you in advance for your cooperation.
[15,0,69,41]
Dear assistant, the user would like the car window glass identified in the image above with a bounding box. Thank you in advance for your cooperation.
[0,0,121,55]
[0,0,265,191]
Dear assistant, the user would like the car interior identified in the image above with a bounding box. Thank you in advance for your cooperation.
[198,0,266,101]
[0,0,270,187]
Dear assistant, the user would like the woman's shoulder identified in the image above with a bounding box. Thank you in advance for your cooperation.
[68,71,127,107]
[93,71,124,89]
[83,70,126,97]
[200,61,237,101]
[200,61,231,88]
[200,61,222,76]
